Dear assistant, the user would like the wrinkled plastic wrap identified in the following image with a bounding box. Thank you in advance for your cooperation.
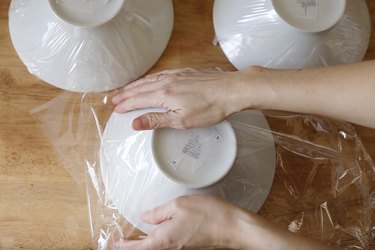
[213,0,371,69]
[32,92,375,250]
[8,0,174,92]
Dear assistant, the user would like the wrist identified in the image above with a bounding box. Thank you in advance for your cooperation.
[234,66,276,112]
[224,208,266,249]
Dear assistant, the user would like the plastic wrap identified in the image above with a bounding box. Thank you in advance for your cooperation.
[213,0,372,69]
[8,0,174,92]
[32,92,375,250]
[98,108,276,235]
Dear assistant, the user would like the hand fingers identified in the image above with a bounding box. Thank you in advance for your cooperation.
[123,73,166,91]
[112,79,167,105]
[144,67,199,80]
[123,68,199,91]
[113,238,160,250]
[114,91,163,113]
[143,68,225,83]
[114,67,227,105]
[113,199,182,250]
[141,199,178,224]
[132,111,180,130]
[113,91,186,130]
[124,67,225,90]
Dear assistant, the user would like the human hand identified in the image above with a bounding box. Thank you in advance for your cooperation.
[112,195,335,250]
[112,68,252,130]
[112,196,252,250]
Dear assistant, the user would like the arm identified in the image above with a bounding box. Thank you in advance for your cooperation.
[240,61,375,129]
[113,196,334,250]
[112,61,375,130]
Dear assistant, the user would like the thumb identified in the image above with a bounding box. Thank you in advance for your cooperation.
[132,112,176,130]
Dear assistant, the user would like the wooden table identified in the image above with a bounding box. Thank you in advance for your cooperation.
[1,1,374,249]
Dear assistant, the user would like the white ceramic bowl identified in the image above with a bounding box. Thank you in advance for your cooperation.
[48,0,126,28]
[100,109,276,234]
[9,0,174,93]
[271,0,346,33]
[213,0,371,69]
[152,121,237,188]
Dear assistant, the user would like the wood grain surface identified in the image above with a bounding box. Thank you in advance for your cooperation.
[1,0,374,249]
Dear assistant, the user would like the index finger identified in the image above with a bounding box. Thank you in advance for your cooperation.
[124,68,199,90]
[113,237,161,250]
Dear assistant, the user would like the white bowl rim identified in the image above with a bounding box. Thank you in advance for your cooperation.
[151,121,238,189]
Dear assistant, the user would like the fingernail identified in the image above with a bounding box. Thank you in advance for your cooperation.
[132,117,144,130]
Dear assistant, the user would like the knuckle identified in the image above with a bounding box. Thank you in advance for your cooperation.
[148,112,161,129]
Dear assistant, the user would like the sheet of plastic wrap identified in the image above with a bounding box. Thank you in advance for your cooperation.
[213,0,371,69]
[32,92,375,250]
